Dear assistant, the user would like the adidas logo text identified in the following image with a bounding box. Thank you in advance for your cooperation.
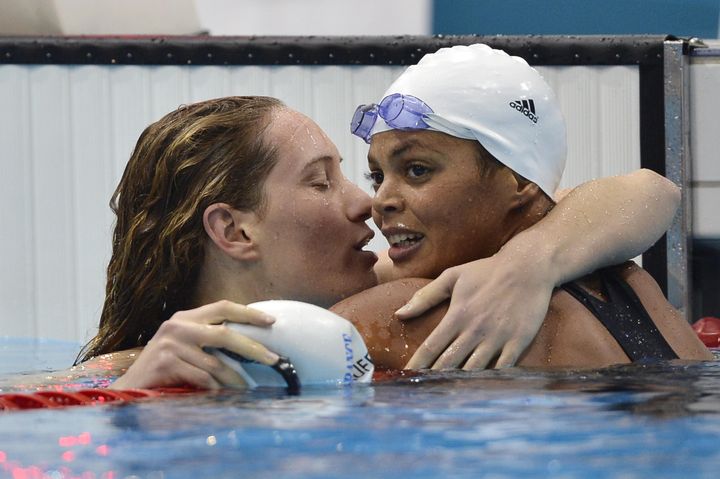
[509,99,538,124]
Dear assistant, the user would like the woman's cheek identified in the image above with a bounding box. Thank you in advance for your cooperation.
[292,200,336,243]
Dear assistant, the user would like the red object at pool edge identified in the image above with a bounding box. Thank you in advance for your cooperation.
[0,388,197,411]
[693,316,720,348]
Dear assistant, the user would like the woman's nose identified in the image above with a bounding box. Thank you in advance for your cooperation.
[372,180,403,215]
[345,181,372,222]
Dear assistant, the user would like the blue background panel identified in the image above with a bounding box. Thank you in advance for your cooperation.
[433,0,720,38]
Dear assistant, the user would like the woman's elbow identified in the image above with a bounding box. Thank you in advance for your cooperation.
[633,168,681,212]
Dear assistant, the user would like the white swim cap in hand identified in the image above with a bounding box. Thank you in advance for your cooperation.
[213,300,374,390]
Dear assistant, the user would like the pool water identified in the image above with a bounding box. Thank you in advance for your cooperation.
[1,339,719,478]
[0,338,82,375]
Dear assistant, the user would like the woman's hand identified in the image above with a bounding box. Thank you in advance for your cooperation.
[111,300,278,390]
[397,246,554,370]
[396,169,680,370]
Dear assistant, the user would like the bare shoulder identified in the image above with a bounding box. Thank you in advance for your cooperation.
[614,262,712,360]
[0,348,143,389]
[80,347,145,375]
[330,278,443,370]
[521,263,713,366]
[331,277,433,318]
[519,287,630,368]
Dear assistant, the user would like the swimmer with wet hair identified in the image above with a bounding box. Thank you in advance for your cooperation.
[335,43,711,368]
[79,65,691,389]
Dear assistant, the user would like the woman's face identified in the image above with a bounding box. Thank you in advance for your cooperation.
[367,129,517,279]
[254,108,378,307]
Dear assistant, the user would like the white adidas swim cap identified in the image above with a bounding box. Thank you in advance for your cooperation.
[214,300,373,390]
[362,43,567,197]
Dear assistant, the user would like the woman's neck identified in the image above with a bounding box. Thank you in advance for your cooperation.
[192,249,267,308]
[504,194,555,243]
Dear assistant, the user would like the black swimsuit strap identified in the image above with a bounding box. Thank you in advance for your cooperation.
[562,268,678,361]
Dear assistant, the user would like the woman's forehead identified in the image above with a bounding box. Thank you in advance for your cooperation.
[266,108,340,170]
[368,130,472,163]
[268,108,330,146]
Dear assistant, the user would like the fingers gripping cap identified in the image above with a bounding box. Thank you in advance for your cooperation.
[370,43,567,197]
[214,300,374,389]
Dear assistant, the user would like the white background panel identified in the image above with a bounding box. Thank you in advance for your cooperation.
[29,65,77,340]
[0,63,642,342]
[690,59,720,240]
[540,66,641,188]
[0,66,35,337]
[69,66,115,341]
[691,59,720,181]
[694,188,720,237]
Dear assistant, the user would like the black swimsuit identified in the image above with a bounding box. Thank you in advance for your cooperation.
[561,267,678,361]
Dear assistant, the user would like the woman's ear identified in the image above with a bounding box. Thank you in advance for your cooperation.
[203,203,261,261]
[508,173,541,210]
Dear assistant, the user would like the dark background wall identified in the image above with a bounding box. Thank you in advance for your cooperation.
[433,0,719,37]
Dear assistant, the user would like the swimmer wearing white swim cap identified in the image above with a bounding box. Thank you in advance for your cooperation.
[342,43,711,369]
[93,49,694,393]
[352,43,566,197]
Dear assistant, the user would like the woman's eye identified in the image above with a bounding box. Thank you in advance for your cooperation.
[364,171,384,189]
[407,164,430,178]
[312,180,330,190]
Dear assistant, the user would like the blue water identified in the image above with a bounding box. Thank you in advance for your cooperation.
[1,339,719,478]
[0,337,82,375]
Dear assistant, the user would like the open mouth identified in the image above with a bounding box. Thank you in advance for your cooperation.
[354,232,375,251]
[386,232,425,248]
[353,233,378,266]
[384,230,425,263]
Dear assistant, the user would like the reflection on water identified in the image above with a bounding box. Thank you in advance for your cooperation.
[374,357,720,422]
[0,342,719,478]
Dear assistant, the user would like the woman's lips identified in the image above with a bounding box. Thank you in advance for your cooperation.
[356,249,379,267]
[385,231,425,263]
[353,232,379,266]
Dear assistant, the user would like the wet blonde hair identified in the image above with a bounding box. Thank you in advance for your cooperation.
[78,96,283,362]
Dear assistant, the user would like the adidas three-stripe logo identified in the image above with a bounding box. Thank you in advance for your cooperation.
[509,99,538,124]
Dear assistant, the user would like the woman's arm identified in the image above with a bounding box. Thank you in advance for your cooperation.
[109,301,280,390]
[396,169,681,370]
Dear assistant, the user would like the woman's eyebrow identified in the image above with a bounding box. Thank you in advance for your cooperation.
[300,155,334,173]
[367,137,436,164]
[391,137,444,160]
[389,140,419,159]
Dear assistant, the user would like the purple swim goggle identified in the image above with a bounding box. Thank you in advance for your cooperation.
[350,93,434,143]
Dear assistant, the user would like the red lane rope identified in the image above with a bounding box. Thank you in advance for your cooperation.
[0,388,196,411]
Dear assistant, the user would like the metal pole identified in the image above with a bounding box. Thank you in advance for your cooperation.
[663,39,693,320]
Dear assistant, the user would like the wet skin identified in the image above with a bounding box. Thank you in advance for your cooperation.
[367,130,523,280]
[331,129,712,369]
[332,263,713,369]
[250,108,379,307]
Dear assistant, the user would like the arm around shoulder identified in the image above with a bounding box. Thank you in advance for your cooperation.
[538,168,681,287]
